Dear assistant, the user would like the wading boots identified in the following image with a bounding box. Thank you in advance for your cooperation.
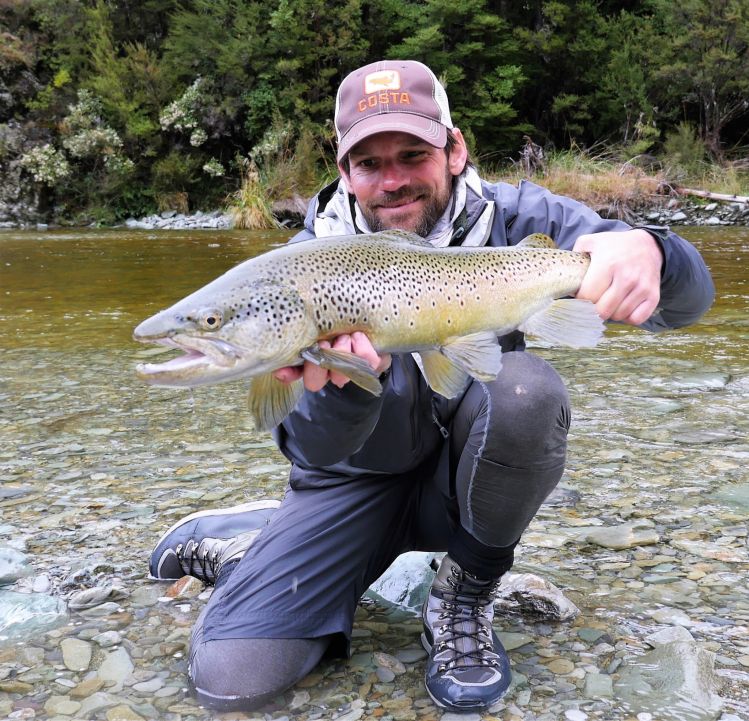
[149,499,280,584]
[421,554,511,710]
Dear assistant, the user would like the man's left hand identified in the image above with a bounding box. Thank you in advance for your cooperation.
[573,229,663,326]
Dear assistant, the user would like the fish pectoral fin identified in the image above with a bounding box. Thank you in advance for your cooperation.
[516,232,556,249]
[248,374,304,431]
[520,298,605,348]
[301,347,382,396]
[442,331,504,381]
[418,350,471,398]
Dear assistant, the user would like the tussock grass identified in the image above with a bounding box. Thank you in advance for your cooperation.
[226,164,278,230]
[487,148,666,221]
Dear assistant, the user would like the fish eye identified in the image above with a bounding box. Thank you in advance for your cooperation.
[197,308,224,330]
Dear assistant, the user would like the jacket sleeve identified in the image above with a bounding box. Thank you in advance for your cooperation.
[272,378,387,468]
[502,180,715,332]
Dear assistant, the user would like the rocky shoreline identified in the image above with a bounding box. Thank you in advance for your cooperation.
[1,195,748,232]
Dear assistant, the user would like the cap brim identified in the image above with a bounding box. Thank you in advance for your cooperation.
[337,113,447,161]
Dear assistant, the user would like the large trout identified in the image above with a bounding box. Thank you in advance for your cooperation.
[133,231,603,429]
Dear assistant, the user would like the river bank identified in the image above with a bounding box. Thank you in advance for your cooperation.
[120,195,749,231]
[2,193,749,232]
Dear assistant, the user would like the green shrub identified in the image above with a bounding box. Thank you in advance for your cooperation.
[150,150,203,197]
[662,122,707,181]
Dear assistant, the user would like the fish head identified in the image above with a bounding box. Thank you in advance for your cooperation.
[133,276,315,387]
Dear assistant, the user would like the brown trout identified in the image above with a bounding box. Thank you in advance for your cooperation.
[133,231,603,429]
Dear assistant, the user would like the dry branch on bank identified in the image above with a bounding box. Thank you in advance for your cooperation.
[673,187,749,204]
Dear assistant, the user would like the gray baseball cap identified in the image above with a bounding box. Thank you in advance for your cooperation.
[334,60,453,161]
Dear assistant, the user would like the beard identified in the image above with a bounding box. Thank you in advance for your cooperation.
[358,169,453,238]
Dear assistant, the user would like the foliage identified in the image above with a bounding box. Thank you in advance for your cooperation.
[4,0,749,222]
[389,0,529,156]
[19,143,70,185]
[662,122,708,180]
[647,0,749,158]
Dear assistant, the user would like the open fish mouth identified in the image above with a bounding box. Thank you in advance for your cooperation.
[135,336,242,381]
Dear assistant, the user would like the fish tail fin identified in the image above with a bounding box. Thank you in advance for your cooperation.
[520,298,605,348]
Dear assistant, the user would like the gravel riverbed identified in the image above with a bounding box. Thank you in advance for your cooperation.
[0,228,746,721]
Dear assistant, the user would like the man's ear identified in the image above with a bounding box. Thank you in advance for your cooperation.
[448,128,469,176]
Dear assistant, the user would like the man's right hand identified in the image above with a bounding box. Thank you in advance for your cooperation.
[273,331,392,392]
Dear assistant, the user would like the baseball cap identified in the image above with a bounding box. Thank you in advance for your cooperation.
[334,60,453,161]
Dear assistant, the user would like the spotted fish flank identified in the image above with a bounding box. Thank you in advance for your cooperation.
[133,231,604,430]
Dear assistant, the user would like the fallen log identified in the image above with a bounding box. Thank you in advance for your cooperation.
[674,186,749,204]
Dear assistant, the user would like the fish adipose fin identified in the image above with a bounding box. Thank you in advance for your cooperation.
[248,374,304,431]
[419,332,503,398]
[520,298,605,348]
[374,229,433,247]
[516,233,556,249]
[301,346,383,396]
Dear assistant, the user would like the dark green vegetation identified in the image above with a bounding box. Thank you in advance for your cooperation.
[2,0,749,225]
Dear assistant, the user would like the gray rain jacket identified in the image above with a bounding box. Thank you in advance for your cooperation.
[273,178,715,488]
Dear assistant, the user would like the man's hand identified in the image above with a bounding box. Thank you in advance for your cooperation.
[573,229,663,326]
[272,331,392,392]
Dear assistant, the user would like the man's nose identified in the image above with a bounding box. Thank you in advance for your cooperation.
[380,163,409,192]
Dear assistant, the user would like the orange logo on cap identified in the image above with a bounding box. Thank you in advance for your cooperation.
[356,70,410,112]
[364,71,400,93]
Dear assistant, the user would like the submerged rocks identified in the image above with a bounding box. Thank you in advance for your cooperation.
[577,520,661,550]
[67,584,129,610]
[614,638,724,720]
[0,589,68,641]
[0,547,30,585]
[1,228,746,720]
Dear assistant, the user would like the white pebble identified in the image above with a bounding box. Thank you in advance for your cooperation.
[565,711,588,721]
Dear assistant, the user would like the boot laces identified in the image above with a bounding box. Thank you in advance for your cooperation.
[175,540,220,583]
[436,563,501,672]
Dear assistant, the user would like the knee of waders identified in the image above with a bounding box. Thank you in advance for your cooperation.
[189,637,328,711]
[482,352,571,448]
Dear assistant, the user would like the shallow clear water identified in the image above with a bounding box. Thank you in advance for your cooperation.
[0,226,747,719]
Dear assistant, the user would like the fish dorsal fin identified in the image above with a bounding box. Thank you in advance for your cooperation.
[516,233,556,249]
[418,332,503,398]
[300,346,383,396]
[520,298,605,348]
[372,229,432,247]
[248,374,304,431]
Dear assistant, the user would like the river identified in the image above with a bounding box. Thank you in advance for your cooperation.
[0,227,747,720]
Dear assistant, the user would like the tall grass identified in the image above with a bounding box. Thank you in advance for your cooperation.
[227,163,278,230]
[487,146,665,221]
[226,122,337,229]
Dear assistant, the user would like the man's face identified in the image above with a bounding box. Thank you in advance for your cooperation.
[340,131,467,237]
